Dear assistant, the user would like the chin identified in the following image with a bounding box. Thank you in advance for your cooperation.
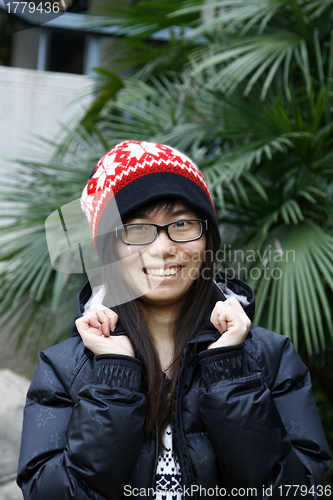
[139,286,179,302]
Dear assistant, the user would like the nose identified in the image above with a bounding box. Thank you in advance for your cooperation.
[146,230,177,257]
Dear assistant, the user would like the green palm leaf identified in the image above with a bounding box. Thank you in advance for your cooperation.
[252,223,333,355]
[0,130,109,355]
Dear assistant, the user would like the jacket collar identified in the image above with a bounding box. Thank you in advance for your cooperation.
[71,271,255,341]
[187,272,255,345]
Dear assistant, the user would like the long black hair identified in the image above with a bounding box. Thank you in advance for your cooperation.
[102,197,219,445]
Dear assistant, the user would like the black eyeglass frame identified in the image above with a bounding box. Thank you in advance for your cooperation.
[115,219,208,245]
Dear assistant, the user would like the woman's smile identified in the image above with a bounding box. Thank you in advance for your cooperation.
[116,201,206,307]
[142,264,184,277]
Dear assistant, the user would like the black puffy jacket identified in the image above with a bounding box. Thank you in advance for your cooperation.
[17,274,331,499]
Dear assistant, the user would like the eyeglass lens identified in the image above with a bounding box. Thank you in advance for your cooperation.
[122,220,203,244]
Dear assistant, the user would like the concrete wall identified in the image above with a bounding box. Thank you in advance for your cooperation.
[0,66,94,377]
[0,65,94,170]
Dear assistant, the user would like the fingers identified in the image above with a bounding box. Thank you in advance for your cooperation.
[225,296,246,314]
[210,298,251,336]
[95,309,115,337]
[208,298,251,348]
[210,301,228,334]
[75,306,119,337]
[225,297,251,332]
[210,300,237,333]
[96,305,118,333]
[76,313,101,331]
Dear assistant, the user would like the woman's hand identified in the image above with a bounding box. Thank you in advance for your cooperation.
[75,305,135,357]
[208,297,251,349]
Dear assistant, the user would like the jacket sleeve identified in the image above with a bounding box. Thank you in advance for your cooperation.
[17,351,147,500]
[198,333,332,499]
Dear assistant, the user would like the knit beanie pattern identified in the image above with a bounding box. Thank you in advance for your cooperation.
[81,141,220,257]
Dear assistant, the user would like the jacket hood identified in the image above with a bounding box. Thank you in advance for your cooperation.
[70,270,255,338]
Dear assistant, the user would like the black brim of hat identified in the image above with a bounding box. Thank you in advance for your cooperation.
[96,172,220,259]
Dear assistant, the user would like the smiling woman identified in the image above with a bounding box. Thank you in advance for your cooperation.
[115,201,207,306]
[17,141,331,500]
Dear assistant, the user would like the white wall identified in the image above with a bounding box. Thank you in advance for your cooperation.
[0,66,94,377]
[0,66,94,170]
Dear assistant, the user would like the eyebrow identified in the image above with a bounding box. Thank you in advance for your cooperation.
[135,209,195,220]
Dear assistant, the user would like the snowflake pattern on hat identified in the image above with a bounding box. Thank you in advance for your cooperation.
[81,141,213,243]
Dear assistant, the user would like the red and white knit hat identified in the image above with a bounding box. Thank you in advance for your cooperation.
[81,140,220,258]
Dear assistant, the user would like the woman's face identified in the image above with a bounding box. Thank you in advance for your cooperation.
[115,201,206,309]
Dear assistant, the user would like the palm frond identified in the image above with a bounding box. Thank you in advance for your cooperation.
[251,223,333,354]
[191,34,308,98]
[172,0,289,34]
[305,0,333,19]
[0,131,110,356]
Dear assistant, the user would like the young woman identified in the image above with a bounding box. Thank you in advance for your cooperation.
[17,141,331,499]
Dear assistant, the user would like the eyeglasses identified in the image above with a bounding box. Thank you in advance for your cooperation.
[115,219,208,245]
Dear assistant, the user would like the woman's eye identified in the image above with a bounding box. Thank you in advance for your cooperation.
[173,220,190,228]
[129,225,148,232]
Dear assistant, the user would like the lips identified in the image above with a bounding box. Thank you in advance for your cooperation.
[143,265,184,277]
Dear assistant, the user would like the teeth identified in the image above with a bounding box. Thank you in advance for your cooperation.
[145,266,182,276]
